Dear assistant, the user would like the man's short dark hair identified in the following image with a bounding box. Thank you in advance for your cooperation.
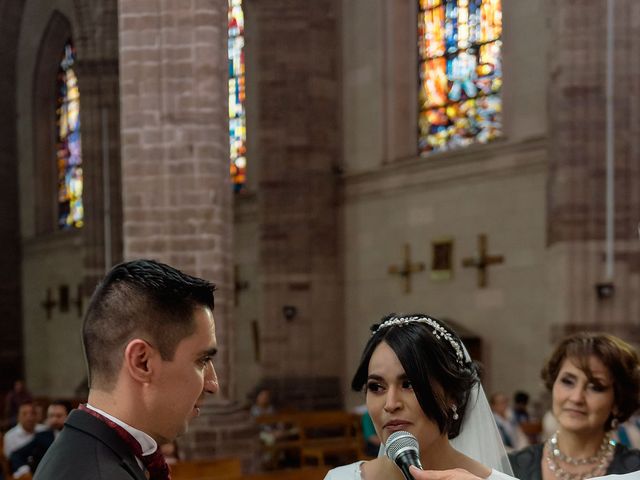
[83,259,216,389]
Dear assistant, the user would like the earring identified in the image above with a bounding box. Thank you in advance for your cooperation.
[451,405,459,421]
[611,418,619,430]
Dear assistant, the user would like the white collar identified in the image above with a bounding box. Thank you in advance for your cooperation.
[85,403,158,456]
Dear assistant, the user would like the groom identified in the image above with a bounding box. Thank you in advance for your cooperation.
[35,259,219,480]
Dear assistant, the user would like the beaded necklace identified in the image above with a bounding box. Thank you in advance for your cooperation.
[545,431,615,480]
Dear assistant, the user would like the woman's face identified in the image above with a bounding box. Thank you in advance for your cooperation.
[366,341,443,450]
[552,355,615,436]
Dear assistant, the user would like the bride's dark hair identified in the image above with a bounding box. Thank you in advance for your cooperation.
[351,313,480,439]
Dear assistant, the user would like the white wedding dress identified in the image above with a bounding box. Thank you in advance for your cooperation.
[323,461,517,480]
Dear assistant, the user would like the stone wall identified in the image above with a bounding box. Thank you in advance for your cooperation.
[0,0,26,389]
[253,0,344,380]
[547,0,640,332]
[118,0,234,395]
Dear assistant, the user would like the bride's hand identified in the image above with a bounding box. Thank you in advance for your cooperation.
[409,467,484,480]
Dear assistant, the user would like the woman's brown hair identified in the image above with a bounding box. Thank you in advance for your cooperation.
[541,332,640,428]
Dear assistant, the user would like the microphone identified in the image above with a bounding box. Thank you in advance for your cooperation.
[385,430,423,480]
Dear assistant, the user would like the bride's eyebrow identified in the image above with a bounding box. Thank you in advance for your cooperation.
[367,373,408,381]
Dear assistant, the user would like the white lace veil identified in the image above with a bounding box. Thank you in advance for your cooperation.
[378,344,514,476]
[450,380,514,475]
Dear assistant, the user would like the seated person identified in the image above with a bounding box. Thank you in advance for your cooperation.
[360,410,380,458]
[490,392,528,451]
[9,400,70,478]
[250,388,275,418]
[159,441,180,465]
[3,402,46,458]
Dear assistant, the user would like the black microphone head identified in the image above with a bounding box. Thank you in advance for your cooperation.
[385,430,420,462]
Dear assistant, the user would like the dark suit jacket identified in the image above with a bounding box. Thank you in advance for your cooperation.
[509,442,640,480]
[9,429,55,474]
[34,409,147,480]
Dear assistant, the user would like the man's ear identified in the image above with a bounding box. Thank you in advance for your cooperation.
[124,339,156,383]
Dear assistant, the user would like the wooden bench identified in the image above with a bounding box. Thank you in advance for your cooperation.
[170,457,243,480]
[242,466,328,480]
[520,420,542,443]
[256,410,364,469]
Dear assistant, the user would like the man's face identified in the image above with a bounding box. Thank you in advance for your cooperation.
[148,306,219,443]
[46,405,68,431]
[18,404,37,432]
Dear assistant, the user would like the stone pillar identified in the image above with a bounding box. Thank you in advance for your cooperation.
[547,0,640,337]
[73,0,124,291]
[254,0,344,391]
[0,0,26,389]
[118,0,233,394]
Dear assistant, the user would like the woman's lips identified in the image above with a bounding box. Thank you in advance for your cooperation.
[384,420,411,432]
[563,408,587,416]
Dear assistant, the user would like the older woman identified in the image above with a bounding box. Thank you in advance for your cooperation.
[509,333,640,480]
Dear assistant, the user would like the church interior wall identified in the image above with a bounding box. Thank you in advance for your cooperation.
[341,0,385,172]
[342,156,551,408]
[17,0,85,396]
[0,0,26,389]
[22,235,85,396]
[17,0,78,239]
[232,195,262,403]
[340,0,554,408]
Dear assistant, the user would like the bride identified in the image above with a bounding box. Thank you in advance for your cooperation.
[324,313,514,480]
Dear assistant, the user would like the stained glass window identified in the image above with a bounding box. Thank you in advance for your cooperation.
[228,0,246,191]
[56,40,83,229]
[418,0,502,155]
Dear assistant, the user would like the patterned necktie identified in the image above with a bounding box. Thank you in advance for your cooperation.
[79,404,171,480]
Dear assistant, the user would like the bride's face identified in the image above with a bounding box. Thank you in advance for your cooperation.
[366,341,443,450]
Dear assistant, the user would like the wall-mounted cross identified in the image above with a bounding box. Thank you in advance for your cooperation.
[41,288,57,320]
[388,243,425,294]
[461,234,504,288]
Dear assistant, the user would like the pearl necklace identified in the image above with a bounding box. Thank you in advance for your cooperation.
[545,431,616,480]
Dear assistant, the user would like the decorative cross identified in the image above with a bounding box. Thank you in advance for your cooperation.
[41,288,57,320]
[388,244,426,294]
[234,265,249,306]
[461,234,504,288]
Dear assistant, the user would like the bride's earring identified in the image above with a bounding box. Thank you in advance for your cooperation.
[451,404,459,420]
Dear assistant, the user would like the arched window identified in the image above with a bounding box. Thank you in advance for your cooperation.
[228,0,246,191]
[56,41,83,228]
[418,0,502,155]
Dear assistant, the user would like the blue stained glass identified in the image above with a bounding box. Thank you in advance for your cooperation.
[419,0,502,155]
[57,41,83,229]
[228,0,246,191]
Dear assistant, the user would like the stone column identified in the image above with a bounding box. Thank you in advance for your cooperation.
[118,0,233,395]
[0,0,26,388]
[254,0,344,399]
[547,0,640,337]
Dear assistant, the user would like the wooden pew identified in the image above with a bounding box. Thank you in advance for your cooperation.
[170,457,243,480]
[242,466,328,480]
[256,410,364,469]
